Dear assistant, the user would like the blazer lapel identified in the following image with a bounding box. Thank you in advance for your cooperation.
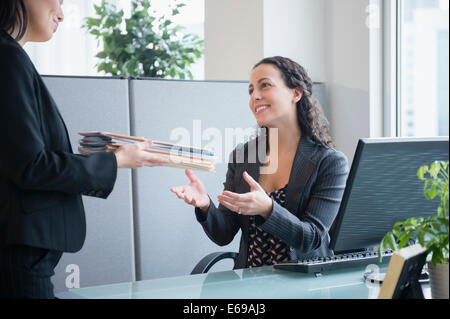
[242,133,317,215]
[240,136,264,233]
[243,135,264,191]
[285,135,317,214]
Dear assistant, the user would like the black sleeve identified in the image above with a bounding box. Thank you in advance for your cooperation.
[0,43,117,198]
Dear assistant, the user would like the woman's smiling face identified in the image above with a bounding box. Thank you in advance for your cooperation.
[248,63,302,128]
[24,0,64,42]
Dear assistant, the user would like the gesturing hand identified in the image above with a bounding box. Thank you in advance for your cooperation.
[170,169,211,212]
[217,171,273,219]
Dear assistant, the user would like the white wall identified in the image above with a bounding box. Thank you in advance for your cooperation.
[324,0,372,163]
[204,0,264,81]
[264,0,326,82]
[205,0,326,82]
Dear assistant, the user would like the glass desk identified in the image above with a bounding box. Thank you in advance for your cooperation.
[63,265,431,299]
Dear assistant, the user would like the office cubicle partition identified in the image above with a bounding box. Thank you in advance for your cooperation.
[43,76,325,292]
[129,79,252,280]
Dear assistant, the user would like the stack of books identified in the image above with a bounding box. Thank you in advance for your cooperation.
[78,132,216,171]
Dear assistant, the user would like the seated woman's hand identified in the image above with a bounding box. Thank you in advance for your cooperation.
[114,140,169,169]
[217,171,273,219]
[170,169,210,212]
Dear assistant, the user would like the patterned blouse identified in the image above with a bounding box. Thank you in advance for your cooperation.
[247,184,290,268]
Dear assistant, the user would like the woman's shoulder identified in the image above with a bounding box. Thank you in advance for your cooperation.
[314,144,349,175]
[0,34,33,71]
[295,135,346,164]
[0,32,23,55]
[320,145,348,162]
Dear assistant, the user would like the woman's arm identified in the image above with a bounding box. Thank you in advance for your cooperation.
[0,44,118,197]
[171,149,242,247]
[260,150,349,252]
[193,157,241,246]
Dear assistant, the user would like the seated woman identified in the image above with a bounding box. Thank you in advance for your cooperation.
[171,56,349,269]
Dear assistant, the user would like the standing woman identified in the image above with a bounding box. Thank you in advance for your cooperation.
[0,0,167,299]
[171,56,349,269]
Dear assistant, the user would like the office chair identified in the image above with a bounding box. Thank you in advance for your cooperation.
[190,251,238,275]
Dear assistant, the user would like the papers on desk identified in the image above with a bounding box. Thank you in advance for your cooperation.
[78,132,216,172]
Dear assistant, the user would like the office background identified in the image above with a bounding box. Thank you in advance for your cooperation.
[20,0,449,293]
[43,76,326,292]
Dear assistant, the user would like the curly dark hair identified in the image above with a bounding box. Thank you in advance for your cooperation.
[253,56,334,148]
[0,0,27,41]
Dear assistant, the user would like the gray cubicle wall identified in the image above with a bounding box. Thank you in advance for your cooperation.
[129,79,251,280]
[42,76,135,293]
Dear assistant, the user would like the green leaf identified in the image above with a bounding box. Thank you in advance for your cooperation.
[417,166,427,180]
[90,29,101,37]
[378,234,389,262]
[398,231,414,248]
[96,51,107,59]
[142,0,151,10]
[86,17,102,27]
[163,31,170,40]
[430,161,440,178]
[418,231,425,246]
[425,184,439,200]
[378,245,383,262]
[387,233,398,251]
[125,45,136,54]
[194,50,202,58]
[97,62,106,72]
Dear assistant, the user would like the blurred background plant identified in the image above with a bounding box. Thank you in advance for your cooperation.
[83,0,203,79]
[379,161,449,266]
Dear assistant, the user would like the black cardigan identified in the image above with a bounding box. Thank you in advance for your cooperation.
[0,31,117,252]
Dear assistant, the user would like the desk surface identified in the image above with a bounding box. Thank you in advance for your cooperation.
[65,265,431,299]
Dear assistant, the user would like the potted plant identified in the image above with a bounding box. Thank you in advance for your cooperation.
[379,160,449,299]
[83,0,203,79]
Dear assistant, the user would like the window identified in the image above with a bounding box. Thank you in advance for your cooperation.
[24,0,205,79]
[397,0,449,137]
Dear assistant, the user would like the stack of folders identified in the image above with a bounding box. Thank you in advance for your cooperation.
[78,132,216,171]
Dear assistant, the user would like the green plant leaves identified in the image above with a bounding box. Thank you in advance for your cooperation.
[387,233,398,251]
[425,184,439,200]
[379,161,449,266]
[83,0,203,79]
[86,18,102,27]
[95,51,107,59]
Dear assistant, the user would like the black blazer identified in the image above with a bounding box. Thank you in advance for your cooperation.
[195,133,349,269]
[0,31,117,252]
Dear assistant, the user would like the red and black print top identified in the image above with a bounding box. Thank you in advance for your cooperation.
[247,185,290,268]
